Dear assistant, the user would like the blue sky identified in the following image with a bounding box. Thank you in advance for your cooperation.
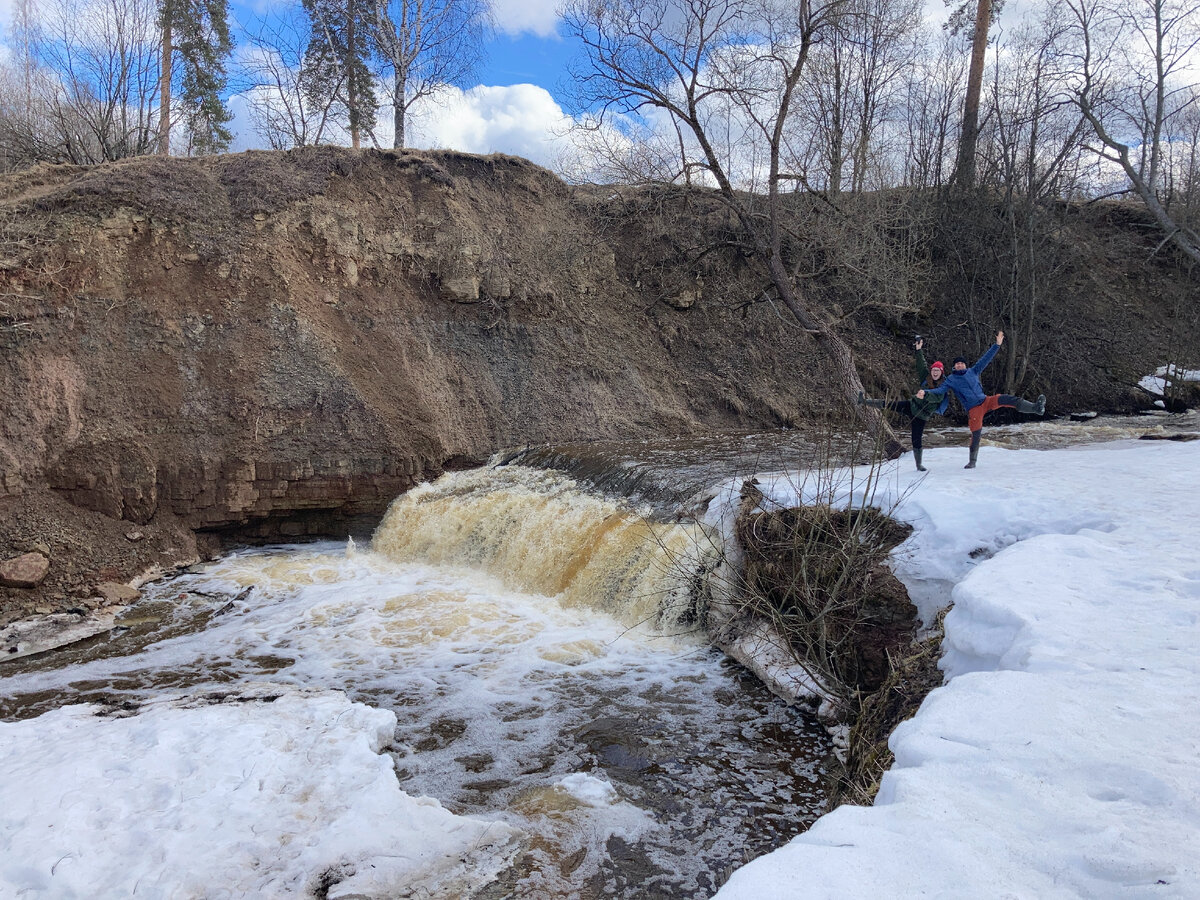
[480,29,577,90]
[224,0,588,163]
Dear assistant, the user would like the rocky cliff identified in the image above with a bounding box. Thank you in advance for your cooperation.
[1,147,1196,620]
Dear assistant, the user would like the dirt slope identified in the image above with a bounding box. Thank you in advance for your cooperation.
[1,148,1196,619]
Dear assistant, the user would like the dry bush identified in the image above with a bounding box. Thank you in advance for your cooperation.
[828,607,947,806]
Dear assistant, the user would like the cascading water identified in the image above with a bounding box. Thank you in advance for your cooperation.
[371,466,717,631]
[0,463,831,898]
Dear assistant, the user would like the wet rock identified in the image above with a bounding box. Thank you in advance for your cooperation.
[0,552,50,588]
[97,582,140,604]
[1139,432,1200,442]
[1071,411,1098,421]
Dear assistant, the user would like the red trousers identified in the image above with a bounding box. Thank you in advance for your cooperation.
[967,394,1017,431]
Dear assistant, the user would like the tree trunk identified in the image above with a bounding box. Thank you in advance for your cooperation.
[348,6,360,149]
[953,0,992,189]
[393,72,406,149]
[766,255,903,458]
[158,20,173,156]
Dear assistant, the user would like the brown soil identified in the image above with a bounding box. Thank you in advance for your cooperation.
[2,148,1198,619]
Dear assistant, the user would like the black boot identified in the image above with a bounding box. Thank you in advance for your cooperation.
[859,395,888,409]
[964,431,981,469]
[914,448,926,471]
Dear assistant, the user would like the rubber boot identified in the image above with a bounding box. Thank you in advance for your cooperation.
[858,394,888,409]
[914,448,926,472]
[1014,395,1046,416]
[964,431,981,469]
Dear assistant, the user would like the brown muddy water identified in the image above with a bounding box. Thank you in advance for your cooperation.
[2,413,1194,898]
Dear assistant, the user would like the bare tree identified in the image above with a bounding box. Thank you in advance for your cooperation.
[370,0,490,148]
[0,0,162,165]
[563,0,902,450]
[901,27,968,189]
[1066,0,1200,264]
[240,7,341,148]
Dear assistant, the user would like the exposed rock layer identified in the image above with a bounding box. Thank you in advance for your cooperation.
[2,147,1197,618]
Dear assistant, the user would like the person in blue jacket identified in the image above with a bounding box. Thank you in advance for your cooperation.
[857,338,949,471]
[919,330,1045,469]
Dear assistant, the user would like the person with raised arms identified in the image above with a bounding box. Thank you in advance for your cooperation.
[858,337,949,472]
[919,330,1045,469]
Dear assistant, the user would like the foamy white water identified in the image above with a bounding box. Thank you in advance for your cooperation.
[1,466,829,898]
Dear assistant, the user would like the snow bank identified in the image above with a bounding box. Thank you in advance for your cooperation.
[1139,363,1200,396]
[715,439,1200,898]
[0,685,519,899]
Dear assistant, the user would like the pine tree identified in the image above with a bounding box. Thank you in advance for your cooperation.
[301,0,379,148]
[158,0,235,155]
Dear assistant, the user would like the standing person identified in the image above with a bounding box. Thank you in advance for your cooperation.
[858,338,949,471]
[922,330,1046,469]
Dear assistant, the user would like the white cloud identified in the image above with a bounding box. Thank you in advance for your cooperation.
[405,83,576,167]
[490,0,560,38]
[227,80,600,173]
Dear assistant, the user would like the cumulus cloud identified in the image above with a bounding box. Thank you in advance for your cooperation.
[490,0,561,38]
[227,79,605,173]
[405,83,575,166]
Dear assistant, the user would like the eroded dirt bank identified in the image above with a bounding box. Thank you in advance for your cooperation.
[2,147,1197,619]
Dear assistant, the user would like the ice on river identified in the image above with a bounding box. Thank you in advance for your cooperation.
[714,437,1200,898]
[0,684,518,899]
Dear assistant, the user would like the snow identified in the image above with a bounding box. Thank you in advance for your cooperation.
[1139,363,1200,396]
[714,438,1200,898]
[0,685,519,899]
[556,772,620,806]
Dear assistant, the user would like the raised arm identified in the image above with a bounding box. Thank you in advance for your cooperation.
[913,339,930,383]
[971,332,1003,375]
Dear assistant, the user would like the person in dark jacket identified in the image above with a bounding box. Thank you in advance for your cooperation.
[857,338,949,471]
[921,330,1045,469]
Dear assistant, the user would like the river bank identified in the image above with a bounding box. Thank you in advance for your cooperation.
[4,149,1199,622]
[716,434,1200,898]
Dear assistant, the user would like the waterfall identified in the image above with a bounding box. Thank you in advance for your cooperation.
[371,466,719,633]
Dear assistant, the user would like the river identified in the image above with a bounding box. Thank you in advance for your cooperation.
[3,413,1192,897]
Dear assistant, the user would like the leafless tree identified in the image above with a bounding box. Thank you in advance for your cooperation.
[370,0,490,148]
[900,27,968,189]
[1066,0,1200,264]
[563,0,903,449]
[0,0,161,165]
[240,7,341,148]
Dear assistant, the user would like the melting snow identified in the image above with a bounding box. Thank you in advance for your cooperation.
[714,438,1200,897]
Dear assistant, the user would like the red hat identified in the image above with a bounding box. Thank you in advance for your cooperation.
[931,360,944,372]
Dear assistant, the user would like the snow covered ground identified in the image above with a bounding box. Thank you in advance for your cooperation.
[1139,364,1200,396]
[715,436,1200,898]
[0,685,519,899]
